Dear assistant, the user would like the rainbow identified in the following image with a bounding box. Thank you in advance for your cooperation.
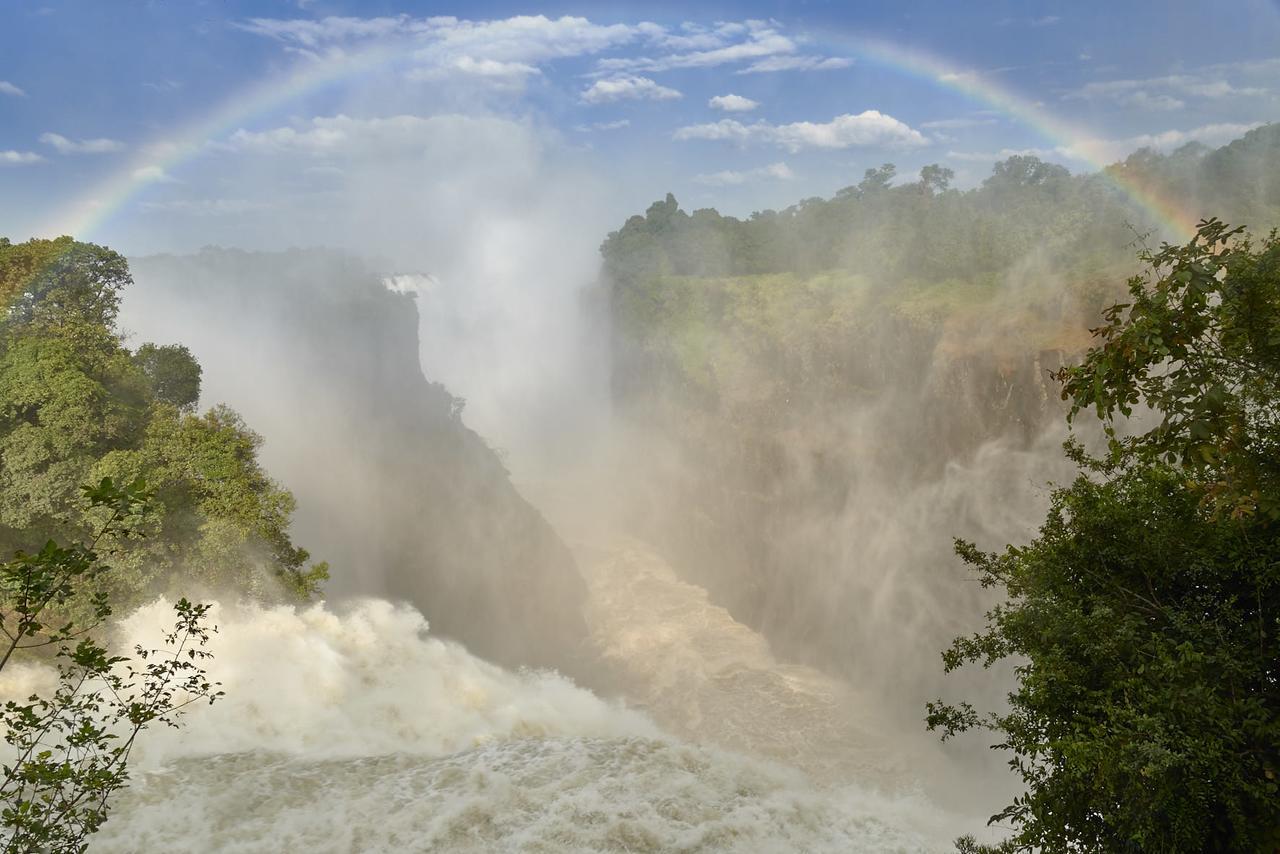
[39,24,1206,245]
[40,37,414,241]
[809,31,1202,240]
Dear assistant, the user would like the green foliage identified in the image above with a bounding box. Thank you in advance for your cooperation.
[0,237,129,333]
[930,221,1280,852]
[0,478,221,853]
[0,237,326,608]
[953,836,1018,854]
[132,344,201,411]
[1058,219,1280,518]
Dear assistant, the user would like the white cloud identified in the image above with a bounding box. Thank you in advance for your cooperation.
[736,55,852,74]
[412,16,641,64]
[675,120,752,143]
[406,55,541,89]
[132,165,178,183]
[39,132,125,154]
[674,110,928,152]
[0,81,25,97]
[581,75,681,104]
[694,161,793,186]
[708,93,759,112]
[0,150,44,165]
[448,56,539,77]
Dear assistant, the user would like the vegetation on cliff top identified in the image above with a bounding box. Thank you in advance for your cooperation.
[0,236,327,615]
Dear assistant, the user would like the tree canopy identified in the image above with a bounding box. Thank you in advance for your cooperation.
[602,125,1280,286]
[0,236,326,609]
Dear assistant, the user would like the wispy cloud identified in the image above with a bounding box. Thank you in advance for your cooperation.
[40,132,125,154]
[0,150,44,165]
[240,13,853,82]
[238,14,645,70]
[1066,71,1268,109]
[581,75,681,104]
[920,117,998,130]
[693,161,793,186]
[0,80,25,97]
[1119,91,1184,111]
[674,110,928,152]
[573,119,631,132]
[736,55,852,74]
[595,20,795,74]
[140,198,273,216]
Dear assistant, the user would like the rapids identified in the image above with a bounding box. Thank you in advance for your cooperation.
[48,542,993,852]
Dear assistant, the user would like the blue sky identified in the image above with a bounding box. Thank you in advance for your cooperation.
[1,1,1278,258]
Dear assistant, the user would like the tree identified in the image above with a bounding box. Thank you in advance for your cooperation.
[132,344,201,411]
[0,238,129,333]
[1056,218,1280,519]
[983,155,1070,192]
[0,477,221,852]
[919,163,955,195]
[928,221,1280,852]
[858,162,897,195]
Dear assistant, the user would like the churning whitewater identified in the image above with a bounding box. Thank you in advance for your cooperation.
[52,577,958,853]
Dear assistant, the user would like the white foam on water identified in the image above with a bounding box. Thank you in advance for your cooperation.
[56,598,951,852]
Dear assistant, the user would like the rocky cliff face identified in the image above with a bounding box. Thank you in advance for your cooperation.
[125,248,587,671]
[608,272,1089,702]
